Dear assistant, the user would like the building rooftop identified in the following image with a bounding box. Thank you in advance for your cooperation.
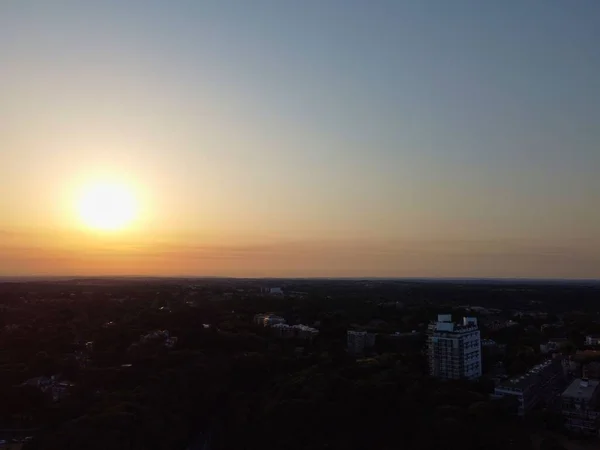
[562,378,600,402]
[348,330,368,336]
[432,315,479,333]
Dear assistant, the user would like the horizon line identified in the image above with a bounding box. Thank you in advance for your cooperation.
[1,275,599,284]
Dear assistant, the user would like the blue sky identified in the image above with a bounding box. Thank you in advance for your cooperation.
[1,1,599,277]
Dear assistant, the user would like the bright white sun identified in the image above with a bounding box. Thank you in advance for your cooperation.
[78,182,137,231]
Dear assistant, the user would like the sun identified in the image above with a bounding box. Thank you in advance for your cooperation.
[78,182,137,231]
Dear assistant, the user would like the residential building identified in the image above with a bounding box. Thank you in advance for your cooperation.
[264,315,286,326]
[585,335,600,346]
[561,378,600,436]
[481,339,497,347]
[272,324,319,340]
[562,358,580,378]
[481,339,506,361]
[254,313,286,327]
[540,338,569,354]
[493,359,564,416]
[22,375,74,403]
[52,381,75,402]
[541,322,564,332]
[272,323,295,338]
[428,314,482,380]
[347,331,376,355]
[292,324,319,340]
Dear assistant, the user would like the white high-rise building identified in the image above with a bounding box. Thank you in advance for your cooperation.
[428,314,482,380]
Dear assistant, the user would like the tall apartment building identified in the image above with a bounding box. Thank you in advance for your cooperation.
[493,359,564,416]
[428,314,482,380]
[561,378,600,436]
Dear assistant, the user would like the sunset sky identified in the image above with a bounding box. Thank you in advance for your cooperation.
[1,1,599,278]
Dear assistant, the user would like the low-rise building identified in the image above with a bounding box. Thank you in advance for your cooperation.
[292,324,319,340]
[540,338,569,354]
[264,315,286,326]
[484,319,519,332]
[272,323,295,338]
[585,335,600,347]
[52,381,75,402]
[541,322,564,332]
[272,323,319,340]
[22,375,74,403]
[254,313,286,327]
[561,378,600,436]
[562,357,580,378]
[481,339,506,361]
[493,359,564,416]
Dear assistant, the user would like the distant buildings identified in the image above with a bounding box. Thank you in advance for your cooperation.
[585,335,600,346]
[540,338,569,354]
[481,339,497,347]
[347,331,376,355]
[139,330,177,348]
[493,359,564,416]
[269,287,284,296]
[562,358,579,378]
[428,314,482,380]
[481,339,506,360]
[561,378,600,435]
[254,313,286,327]
[272,324,319,340]
[541,322,564,332]
[23,375,74,402]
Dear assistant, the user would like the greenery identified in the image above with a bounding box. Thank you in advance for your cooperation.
[1,279,599,449]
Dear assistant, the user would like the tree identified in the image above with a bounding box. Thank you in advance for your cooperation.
[539,437,567,450]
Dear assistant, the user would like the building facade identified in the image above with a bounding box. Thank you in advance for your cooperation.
[428,314,482,380]
[272,323,319,340]
[493,359,564,416]
[347,331,376,355]
[585,335,600,346]
[561,378,600,436]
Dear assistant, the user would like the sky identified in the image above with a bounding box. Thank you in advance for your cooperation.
[1,0,599,278]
